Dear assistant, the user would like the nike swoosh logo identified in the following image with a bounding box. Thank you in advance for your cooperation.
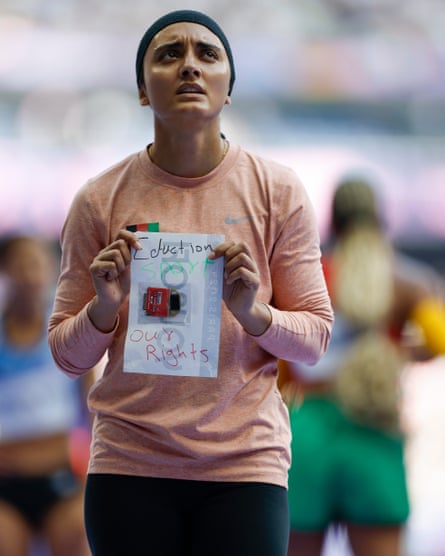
[225,215,253,225]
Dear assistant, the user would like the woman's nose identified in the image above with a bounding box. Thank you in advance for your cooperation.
[180,55,201,78]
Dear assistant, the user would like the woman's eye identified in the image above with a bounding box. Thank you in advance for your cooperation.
[161,50,179,60]
[204,50,217,59]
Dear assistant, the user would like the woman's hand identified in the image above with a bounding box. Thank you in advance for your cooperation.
[87,230,141,332]
[209,241,271,336]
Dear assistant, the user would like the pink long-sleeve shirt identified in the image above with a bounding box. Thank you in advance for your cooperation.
[48,144,333,488]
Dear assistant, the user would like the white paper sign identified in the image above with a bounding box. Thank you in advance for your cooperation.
[123,232,224,377]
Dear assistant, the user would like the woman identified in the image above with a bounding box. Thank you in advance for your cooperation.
[48,10,333,556]
[282,177,445,556]
[0,236,90,556]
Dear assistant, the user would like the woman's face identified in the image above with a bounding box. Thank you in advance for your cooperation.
[138,21,231,126]
[1,239,55,302]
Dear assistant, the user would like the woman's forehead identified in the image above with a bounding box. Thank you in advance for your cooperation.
[150,21,224,49]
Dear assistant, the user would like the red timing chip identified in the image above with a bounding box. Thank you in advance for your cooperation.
[143,287,180,317]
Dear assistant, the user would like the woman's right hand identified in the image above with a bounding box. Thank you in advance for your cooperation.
[87,230,141,332]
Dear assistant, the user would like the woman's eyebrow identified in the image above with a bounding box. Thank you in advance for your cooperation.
[153,40,222,54]
[153,40,183,54]
[196,41,222,53]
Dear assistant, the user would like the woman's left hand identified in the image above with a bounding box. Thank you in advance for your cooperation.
[209,241,271,336]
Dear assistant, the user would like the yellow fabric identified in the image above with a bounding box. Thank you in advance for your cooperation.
[411,298,445,356]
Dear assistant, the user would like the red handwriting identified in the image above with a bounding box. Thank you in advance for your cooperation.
[129,328,174,343]
[129,328,208,368]
[146,343,209,367]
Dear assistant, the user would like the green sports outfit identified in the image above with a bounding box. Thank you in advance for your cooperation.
[288,394,409,530]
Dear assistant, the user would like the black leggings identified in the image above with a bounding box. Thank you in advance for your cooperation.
[85,474,289,556]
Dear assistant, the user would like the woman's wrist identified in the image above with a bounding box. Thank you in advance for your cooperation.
[87,296,119,333]
[236,302,272,337]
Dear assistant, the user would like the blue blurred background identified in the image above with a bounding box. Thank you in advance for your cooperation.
[0,1,444,554]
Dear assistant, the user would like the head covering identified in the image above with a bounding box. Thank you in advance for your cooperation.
[331,177,382,236]
[136,10,235,95]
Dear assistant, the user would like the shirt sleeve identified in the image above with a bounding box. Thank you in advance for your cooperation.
[48,184,115,378]
[252,173,333,364]
[49,303,117,378]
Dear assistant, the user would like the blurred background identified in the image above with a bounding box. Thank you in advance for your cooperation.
[0,1,444,554]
